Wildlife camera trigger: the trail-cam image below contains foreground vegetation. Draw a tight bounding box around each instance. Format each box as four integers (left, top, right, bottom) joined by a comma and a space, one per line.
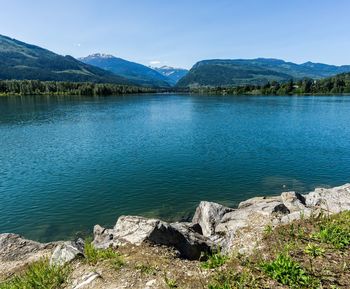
0, 260, 70, 289
1, 211, 349, 288
0, 80, 158, 96
208, 211, 350, 288
192, 73, 350, 95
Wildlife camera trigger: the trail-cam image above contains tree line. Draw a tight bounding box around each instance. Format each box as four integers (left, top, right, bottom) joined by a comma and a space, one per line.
191, 73, 350, 95
0, 80, 158, 96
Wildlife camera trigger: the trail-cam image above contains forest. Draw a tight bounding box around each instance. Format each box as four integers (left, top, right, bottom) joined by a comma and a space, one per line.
0, 80, 157, 96
191, 73, 350, 95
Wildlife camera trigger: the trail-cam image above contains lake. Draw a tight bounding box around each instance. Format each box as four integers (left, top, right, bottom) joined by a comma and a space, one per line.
1, 94, 350, 242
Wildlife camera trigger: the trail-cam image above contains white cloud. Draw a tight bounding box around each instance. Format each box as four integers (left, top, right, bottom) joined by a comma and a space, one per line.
149, 60, 161, 66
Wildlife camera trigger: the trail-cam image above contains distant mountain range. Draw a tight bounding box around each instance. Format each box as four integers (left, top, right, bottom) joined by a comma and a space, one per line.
0, 35, 131, 84
2, 34, 350, 89
153, 66, 189, 85
177, 58, 350, 87
79, 54, 172, 87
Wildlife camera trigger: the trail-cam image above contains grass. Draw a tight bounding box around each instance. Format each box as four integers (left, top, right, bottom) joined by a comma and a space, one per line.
261, 253, 315, 288
135, 263, 157, 275
84, 240, 124, 270
0, 259, 70, 289
206, 210, 350, 288
201, 250, 228, 269
164, 274, 178, 288
313, 217, 350, 249
208, 270, 258, 289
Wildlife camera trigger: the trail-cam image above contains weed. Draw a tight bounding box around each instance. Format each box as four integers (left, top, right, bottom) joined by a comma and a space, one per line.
263, 224, 273, 236
135, 263, 157, 275
313, 223, 350, 249
261, 253, 316, 288
0, 259, 70, 289
304, 243, 325, 258
201, 250, 228, 269
164, 274, 177, 288
208, 270, 257, 289
84, 240, 124, 269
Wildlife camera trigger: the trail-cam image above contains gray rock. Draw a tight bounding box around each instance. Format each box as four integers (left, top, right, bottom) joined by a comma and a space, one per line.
304, 184, 350, 213
192, 201, 233, 237
93, 216, 212, 260
281, 191, 306, 212
92, 224, 115, 249
0, 234, 57, 279
50, 238, 84, 266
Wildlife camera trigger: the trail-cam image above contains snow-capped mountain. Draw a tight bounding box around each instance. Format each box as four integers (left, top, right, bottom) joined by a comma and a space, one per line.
153, 66, 188, 85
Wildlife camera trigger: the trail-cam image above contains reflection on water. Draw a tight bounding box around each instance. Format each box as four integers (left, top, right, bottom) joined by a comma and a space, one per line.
1, 94, 350, 241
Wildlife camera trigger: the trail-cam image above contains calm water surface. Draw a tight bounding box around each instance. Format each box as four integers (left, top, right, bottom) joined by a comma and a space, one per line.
1, 94, 350, 241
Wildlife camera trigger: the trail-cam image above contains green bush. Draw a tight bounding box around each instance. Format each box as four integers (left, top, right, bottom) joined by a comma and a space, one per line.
0, 259, 70, 289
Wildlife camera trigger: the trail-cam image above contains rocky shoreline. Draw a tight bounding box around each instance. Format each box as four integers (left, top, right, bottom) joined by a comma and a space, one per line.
1, 183, 350, 286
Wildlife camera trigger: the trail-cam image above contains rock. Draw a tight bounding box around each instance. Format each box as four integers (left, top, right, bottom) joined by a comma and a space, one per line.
50, 238, 85, 266
304, 184, 350, 213
92, 225, 115, 249
280, 209, 312, 224
73, 272, 101, 289
281, 191, 306, 212
170, 222, 214, 258
0, 233, 47, 262
215, 197, 290, 253
192, 201, 234, 237
145, 279, 157, 289
0, 233, 56, 279
272, 203, 290, 215
93, 216, 213, 260
238, 196, 268, 209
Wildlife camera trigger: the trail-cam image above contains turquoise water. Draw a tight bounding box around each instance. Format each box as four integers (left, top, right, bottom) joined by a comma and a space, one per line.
1, 94, 350, 242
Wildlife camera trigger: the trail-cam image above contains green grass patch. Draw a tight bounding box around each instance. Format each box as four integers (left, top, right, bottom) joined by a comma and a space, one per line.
84, 240, 124, 270
208, 270, 258, 289
312, 211, 350, 250
0, 259, 70, 289
201, 250, 228, 269
261, 253, 317, 288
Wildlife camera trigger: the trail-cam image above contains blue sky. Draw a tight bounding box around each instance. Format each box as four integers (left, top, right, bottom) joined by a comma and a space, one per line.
1, 0, 349, 69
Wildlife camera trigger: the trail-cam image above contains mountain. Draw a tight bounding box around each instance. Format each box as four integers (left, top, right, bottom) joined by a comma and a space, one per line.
79, 54, 171, 87
153, 66, 188, 85
177, 58, 350, 87
0, 35, 132, 84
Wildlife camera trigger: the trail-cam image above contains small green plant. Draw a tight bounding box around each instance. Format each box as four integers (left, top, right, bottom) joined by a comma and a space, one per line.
164, 274, 177, 288
135, 263, 157, 275
0, 259, 70, 289
263, 224, 273, 236
201, 250, 228, 269
84, 240, 124, 269
304, 243, 325, 258
313, 223, 350, 249
261, 253, 314, 288
208, 270, 257, 289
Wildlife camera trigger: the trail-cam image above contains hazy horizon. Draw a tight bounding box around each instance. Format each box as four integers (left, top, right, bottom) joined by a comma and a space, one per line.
1, 0, 350, 69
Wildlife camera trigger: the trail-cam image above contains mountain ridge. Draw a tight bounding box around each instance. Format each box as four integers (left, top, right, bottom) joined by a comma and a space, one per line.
177, 58, 350, 87
0, 35, 132, 85
79, 54, 171, 87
